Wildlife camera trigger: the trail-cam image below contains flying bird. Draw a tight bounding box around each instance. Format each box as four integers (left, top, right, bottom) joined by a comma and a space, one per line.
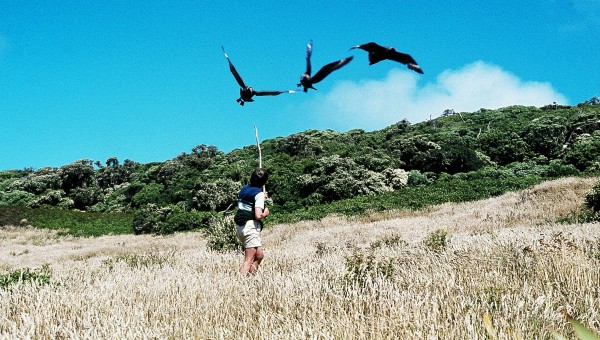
298, 40, 353, 92
221, 46, 297, 106
350, 42, 424, 74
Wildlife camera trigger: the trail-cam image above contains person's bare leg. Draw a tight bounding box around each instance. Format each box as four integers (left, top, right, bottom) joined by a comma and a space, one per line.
249, 247, 264, 274
240, 247, 257, 275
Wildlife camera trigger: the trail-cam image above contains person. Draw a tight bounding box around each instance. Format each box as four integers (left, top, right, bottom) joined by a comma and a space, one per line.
234, 168, 270, 275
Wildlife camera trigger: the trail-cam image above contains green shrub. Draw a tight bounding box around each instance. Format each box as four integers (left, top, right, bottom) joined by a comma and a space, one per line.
111, 249, 176, 269
0, 206, 132, 236
28, 189, 73, 209
585, 181, 600, 213
204, 214, 241, 253
0, 266, 51, 289
0, 190, 36, 206
192, 178, 239, 211
543, 159, 580, 177
369, 234, 407, 250
343, 248, 395, 286
423, 229, 449, 253
132, 203, 173, 234
160, 210, 213, 234
131, 183, 167, 208
407, 170, 432, 186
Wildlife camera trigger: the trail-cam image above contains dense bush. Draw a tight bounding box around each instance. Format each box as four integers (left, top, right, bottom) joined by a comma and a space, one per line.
160, 210, 214, 234
1, 103, 598, 235
585, 181, 600, 213
0, 206, 132, 236
192, 178, 239, 211
299, 155, 392, 203
563, 131, 600, 172
204, 214, 241, 252
0, 190, 36, 206
132, 204, 173, 234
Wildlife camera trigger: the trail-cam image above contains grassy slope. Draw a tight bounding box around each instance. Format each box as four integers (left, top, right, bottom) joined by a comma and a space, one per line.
1, 177, 599, 338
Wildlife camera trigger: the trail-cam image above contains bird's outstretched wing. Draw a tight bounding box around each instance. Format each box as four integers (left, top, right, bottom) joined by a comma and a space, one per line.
221, 46, 246, 88
350, 42, 386, 53
254, 90, 298, 97
311, 56, 354, 84
305, 40, 313, 76
387, 51, 424, 74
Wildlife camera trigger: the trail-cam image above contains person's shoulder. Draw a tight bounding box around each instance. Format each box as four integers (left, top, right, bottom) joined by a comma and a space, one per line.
240, 185, 261, 195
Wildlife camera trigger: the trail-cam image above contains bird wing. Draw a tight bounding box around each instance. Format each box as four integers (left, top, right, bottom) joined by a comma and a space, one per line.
221, 46, 246, 88
350, 42, 386, 53
387, 51, 424, 74
310, 56, 354, 84
387, 50, 418, 65
305, 40, 313, 76
254, 90, 298, 97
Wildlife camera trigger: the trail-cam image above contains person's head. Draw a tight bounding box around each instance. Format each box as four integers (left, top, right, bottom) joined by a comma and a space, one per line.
250, 168, 268, 188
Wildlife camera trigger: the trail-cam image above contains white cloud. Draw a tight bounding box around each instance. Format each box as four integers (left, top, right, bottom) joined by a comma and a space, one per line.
304, 61, 569, 131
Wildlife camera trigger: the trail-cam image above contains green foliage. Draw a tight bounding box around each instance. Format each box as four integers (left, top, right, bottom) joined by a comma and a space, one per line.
276, 132, 323, 157
478, 130, 529, 165
107, 249, 176, 269
132, 203, 173, 234
272, 175, 543, 224
132, 204, 215, 235
29, 189, 73, 209
369, 234, 407, 250
1, 104, 598, 236
59, 159, 96, 194
522, 116, 568, 158
0, 190, 36, 206
204, 214, 241, 252
412, 134, 493, 174
88, 183, 132, 213
299, 155, 392, 203
407, 170, 433, 186
423, 229, 449, 253
382, 168, 409, 189
343, 248, 396, 286
584, 181, 600, 213
563, 131, 600, 172
69, 186, 101, 210
160, 210, 214, 234
7, 167, 62, 194
0, 266, 51, 289
131, 183, 167, 208
192, 178, 239, 211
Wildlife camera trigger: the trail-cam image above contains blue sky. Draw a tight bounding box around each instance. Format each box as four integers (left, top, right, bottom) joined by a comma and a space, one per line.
1, 1, 599, 171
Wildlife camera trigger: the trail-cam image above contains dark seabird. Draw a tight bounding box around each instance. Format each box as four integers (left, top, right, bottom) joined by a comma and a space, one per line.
350, 42, 424, 74
222, 46, 297, 106
298, 40, 353, 92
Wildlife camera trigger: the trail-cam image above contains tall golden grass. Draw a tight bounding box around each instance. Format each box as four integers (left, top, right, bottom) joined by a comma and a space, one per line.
1, 177, 599, 339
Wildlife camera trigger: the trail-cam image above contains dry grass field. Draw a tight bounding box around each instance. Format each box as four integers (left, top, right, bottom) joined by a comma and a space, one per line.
1, 177, 599, 339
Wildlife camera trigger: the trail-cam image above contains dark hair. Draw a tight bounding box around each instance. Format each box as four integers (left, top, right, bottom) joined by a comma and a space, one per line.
250, 168, 268, 187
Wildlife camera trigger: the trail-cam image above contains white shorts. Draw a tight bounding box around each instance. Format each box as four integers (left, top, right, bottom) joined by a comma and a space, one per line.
236, 220, 262, 249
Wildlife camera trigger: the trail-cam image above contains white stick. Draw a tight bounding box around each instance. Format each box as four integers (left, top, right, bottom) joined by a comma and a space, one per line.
254, 125, 262, 168
253, 125, 266, 194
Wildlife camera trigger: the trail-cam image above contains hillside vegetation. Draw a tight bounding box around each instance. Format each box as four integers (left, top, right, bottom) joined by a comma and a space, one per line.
0, 177, 598, 338
1, 100, 600, 234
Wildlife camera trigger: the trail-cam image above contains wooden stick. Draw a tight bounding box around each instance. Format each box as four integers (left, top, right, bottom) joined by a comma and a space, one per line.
253, 125, 266, 194
254, 125, 262, 168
